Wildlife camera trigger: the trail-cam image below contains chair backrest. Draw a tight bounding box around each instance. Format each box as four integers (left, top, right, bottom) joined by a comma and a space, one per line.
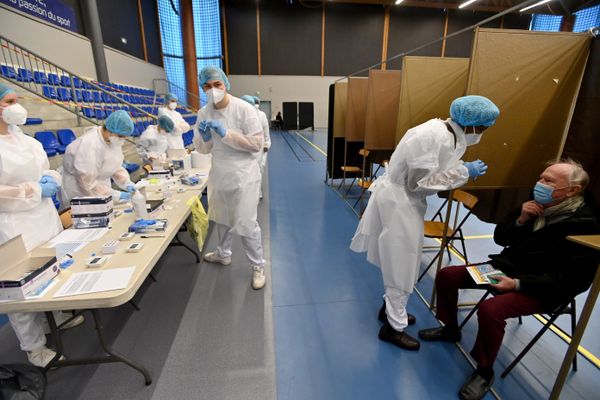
57, 129, 76, 146
453, 189, 479, 210
448, 189, 479, 233
34, 131, 59, 149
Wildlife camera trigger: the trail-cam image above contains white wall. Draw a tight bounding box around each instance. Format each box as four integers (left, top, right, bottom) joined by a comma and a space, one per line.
0, 5, 165, 88
228, 75, 342, 128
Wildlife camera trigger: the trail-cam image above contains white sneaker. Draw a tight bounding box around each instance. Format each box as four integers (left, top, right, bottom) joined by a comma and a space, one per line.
43, 313, 85, 335
203, 251, 232, 266
252, 266, 266, 290
27, 346, 65, 368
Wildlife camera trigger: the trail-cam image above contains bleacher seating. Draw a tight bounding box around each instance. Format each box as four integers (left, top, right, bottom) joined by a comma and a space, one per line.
34, 131, 65, 156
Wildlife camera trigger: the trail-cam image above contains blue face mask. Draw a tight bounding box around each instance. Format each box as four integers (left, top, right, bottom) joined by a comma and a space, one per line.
533, 182, 569, 205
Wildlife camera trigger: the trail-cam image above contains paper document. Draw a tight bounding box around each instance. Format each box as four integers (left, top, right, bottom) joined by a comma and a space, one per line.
48, 228, 109, 247
55, 242, 87, 258
467, 264, 507, 285
53, 267, 135, 298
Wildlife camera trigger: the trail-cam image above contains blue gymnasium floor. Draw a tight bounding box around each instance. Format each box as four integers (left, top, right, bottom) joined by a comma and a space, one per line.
269, 129, 600, 400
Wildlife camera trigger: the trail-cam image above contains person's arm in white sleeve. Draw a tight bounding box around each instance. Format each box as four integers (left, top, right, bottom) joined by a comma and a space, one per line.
401, 134, 469, 195
221, 130, 263, 153
71, 145, 112, 196
112, 167, 133, 190
261, 113, 271, 149
42, 169, 62, 186
0, 182, 43, 212
136, 132, 153, 163
193, 119, 213, 154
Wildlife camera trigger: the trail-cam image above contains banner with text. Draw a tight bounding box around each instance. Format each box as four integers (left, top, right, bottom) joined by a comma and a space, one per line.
1, 0, 78, 33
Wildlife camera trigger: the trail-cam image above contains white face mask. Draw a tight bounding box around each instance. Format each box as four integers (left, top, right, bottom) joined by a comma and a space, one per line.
464, 127, 482, 146
168, 102, 177, 110
2, 103, 28, 125
109, 136, 125, 147
255, 104, 260, 109
207, 88, 225, 105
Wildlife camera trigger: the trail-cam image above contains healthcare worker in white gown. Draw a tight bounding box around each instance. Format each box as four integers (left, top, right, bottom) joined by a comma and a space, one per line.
157, 93, 190, 150
350, 95, 500, 350
136, 115, 175, 165
193, 66, 266, 290
240, 95, 271, 199
0, 83, 83, 367
62, 110, 136, 205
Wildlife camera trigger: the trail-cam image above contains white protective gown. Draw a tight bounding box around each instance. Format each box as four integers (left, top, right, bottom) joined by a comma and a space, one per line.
136, 125, 169, 164
61, 126, 133, 204
193, 96, 263, 238
158, 106, 190, 150
0, 125, 63, 352
351, 119, 470, 294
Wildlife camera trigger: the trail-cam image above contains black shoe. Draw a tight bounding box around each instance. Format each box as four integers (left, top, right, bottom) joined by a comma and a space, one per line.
459, 371, 494, 400
378, 301, 416, 325
378, 322, 420, 351
418, 326, 462, 342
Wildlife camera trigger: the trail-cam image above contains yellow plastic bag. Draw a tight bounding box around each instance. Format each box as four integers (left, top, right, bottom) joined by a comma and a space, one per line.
186, 195, 209, 251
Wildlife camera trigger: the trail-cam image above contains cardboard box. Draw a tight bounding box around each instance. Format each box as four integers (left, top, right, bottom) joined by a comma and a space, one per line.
0, 236, 59, 301
72, 210, 115, 229
71, 195, 114, 215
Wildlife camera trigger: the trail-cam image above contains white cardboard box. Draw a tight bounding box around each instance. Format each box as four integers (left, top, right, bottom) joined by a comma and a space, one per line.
0, 236, 59, 301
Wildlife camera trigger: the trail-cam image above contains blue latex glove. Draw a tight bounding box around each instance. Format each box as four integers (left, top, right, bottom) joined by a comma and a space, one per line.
464, 159, 488, 178
39, 180, 59, 198
119, 191, 132, 201
40, 175, 58, 185
198, 120, 212, 142
206, 120, 226, 138
126, 183, 136, 193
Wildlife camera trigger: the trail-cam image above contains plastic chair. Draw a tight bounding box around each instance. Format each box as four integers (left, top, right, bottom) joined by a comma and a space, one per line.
72, 77, 83, 88
34, 131, 63, 156
82, 107, 95, 119
95, 109, 107, 119
17, 68, 33, 82
57, 129, 77, 146
72, 90, 83, 102
25, 118, 43, 125
33, 71, 48, 84
57, 87, 72, 101
93, 91, 102, 103
0, 65, 18, 79
418, 189, 479, 282
60, 75, 71, 87
42, 86, 57, 99
47, 73, 60, 85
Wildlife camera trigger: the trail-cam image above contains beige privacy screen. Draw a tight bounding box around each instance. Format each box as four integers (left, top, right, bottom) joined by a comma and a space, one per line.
364, 69, 402, 150
396, 56, 469, 144
463, 28, 591, 189
345, 77, 369, 142
333, 82, 348, 138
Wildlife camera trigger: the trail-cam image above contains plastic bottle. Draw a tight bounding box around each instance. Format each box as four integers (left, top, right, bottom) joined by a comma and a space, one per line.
132, 190, 148, 220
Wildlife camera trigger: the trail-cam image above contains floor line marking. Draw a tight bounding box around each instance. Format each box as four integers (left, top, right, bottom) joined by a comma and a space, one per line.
293, 130, 327, 156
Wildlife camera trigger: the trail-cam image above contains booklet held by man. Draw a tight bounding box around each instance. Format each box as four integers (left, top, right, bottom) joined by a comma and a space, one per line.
466, 264, 507, 285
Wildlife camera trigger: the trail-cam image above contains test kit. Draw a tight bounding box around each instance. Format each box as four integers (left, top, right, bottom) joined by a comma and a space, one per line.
85, 255, 111, 268
126, 243, 144, 253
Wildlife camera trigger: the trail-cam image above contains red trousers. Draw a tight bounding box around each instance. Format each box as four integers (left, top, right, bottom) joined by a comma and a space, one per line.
435, 266, 547, 368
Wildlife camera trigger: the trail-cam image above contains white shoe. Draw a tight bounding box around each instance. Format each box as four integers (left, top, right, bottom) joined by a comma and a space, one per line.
203, 251, 232, 266
43, 313, 85, 335
27, 346, 65, 368
252, 266, 266, 290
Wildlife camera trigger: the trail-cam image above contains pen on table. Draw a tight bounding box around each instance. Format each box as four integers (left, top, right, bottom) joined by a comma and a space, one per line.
141, 235, 166, 238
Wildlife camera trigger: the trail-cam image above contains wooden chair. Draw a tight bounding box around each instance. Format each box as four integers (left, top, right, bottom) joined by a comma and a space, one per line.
418, 190, 479, 282
338, 149, 371, 198
352, 160, 389, 216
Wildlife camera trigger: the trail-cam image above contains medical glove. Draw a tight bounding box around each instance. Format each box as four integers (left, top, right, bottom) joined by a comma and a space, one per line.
39, 180, 59, 198
198, 120, 212, 142
126, 183, 136, 193
119, 191, 132, 201
207, 120, 226, 138
464, 160, 488, 178
40, 175, 58, 185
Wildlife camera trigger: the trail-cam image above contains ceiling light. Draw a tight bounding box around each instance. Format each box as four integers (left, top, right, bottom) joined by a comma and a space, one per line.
458, 0, 479, 8
395, 0, 403, 5
519, 0, 552, 12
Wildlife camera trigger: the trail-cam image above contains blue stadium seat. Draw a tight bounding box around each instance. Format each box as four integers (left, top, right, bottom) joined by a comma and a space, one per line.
82, 81, 93, 90
82, 107, 95, 118
82, 90, 92, 102
60, 75, 71, 87
17, 68, 33, 82
57, 129, 77, 146
0, 65, 17, 79
34, 131, 63, 156
72, 90, 83, 102
72, 77, 83, 88
42, 86, 57, 99
95, 109, 107, 119
47, 73, 60, 85
25, 117, 43, 125
57, 87, 72, 101
33, 71, 47, 84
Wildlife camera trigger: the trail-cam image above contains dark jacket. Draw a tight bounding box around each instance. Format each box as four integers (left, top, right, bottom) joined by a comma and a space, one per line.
490, 193, 600, 305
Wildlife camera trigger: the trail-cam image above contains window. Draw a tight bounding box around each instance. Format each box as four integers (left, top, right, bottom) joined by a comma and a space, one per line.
157, 0, 187, 105
193, 0, 223, 106
530, 14, 563, 31
573, 4, 600, 33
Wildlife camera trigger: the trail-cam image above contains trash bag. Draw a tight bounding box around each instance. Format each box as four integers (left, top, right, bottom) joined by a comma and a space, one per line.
186, 195, 209, 251
0, 363, 46, 400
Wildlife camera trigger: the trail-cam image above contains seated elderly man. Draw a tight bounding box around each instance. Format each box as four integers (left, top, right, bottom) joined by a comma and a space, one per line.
418, 159, 600, 400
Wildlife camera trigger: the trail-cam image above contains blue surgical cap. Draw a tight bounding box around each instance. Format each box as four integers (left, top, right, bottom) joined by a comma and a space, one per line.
158, 115, 174, 133
0, 83, 15, 100
240, 95, 255, 105
450, 95, 499, 127
105, 110, 134, 136
165, 93, 178, 103
198, 66, 230, 91
252, 96, 260, 105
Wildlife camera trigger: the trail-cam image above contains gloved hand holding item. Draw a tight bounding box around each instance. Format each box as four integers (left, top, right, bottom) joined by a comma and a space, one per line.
126, 183, 136, 193
119, 191, 132, 201
39, 179, 59, 198
206, 120, 226, 138
464, 160, 488, 178
40, 175, 58, 186
198, 120, 212, 142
